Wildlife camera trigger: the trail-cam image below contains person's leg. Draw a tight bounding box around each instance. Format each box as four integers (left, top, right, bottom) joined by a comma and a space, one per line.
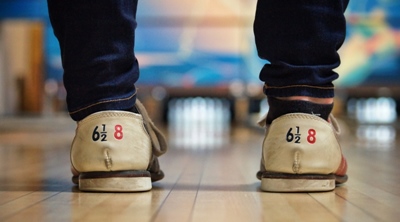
255, 0, 349, 100
48, 0, 139, 121
47, 0, 167, 192
254, 0, 349, 192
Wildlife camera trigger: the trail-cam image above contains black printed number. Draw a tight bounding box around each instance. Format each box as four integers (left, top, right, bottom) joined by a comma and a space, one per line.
286, 128, 294, 142
92, 125, 107, 142
92, 126, 100, 141
286, 127, 301, 143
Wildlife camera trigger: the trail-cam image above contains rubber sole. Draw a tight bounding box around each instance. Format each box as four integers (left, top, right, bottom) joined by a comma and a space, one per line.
260, 173, 346, 192
78, 170, 152, 192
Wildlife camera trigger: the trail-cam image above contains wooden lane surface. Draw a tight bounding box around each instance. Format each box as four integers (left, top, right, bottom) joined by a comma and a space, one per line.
0, 121, 400, 221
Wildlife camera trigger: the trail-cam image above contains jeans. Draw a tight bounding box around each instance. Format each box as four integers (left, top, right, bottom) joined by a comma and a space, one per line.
255, 0, 349, 98
47, 0, 349, 121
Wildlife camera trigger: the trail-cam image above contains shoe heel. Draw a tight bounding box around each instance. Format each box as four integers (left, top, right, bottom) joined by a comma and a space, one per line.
79, 171, 152, 192
260, 173, 335, 192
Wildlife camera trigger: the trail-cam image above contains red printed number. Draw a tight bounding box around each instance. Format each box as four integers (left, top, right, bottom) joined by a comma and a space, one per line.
114, 125, 124, 140
307, 129, 316, 144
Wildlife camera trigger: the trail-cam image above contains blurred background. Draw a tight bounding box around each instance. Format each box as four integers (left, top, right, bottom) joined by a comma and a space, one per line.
0, 0, 399, 148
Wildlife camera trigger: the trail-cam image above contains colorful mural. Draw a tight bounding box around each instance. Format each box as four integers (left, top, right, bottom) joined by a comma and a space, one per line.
1, 0, 399, 88
337, 0, 400, 87
136, 0, 400, 88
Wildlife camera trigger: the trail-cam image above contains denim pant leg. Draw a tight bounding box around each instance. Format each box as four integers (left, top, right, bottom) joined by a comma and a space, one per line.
47, 0, 139, 121
254, 0, 349, 98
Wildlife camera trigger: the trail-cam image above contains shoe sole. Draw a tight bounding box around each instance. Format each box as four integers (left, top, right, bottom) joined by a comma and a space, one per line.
261, 173, 346, 192
78, 170, 152, 192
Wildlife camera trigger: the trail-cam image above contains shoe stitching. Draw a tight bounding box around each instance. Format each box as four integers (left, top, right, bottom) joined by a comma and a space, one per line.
104, 149, 113, 170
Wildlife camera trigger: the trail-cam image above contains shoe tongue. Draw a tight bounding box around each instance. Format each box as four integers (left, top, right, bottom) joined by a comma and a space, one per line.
265, 97, 333, 124
134, 100, 168, 157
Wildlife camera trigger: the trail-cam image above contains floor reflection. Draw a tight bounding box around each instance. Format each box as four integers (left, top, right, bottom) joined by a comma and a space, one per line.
356, 125, 396, 149
0, 130, 73, 191
347, 97, 397, 124
167, 97, 231, 150
346, 97, 398, 149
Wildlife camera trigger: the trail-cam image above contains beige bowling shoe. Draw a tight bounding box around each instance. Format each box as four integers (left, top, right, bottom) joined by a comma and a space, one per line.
70, 100, 167, 192
257, 113, 348, 192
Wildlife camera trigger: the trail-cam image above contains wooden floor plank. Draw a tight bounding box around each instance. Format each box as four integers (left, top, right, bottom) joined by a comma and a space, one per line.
310, 190, 377, 222
4, 192, 75, 222
335, 180, 400, 221
280, 193, 340, 222
0, 191, 33, 205
153, 150, 206, 222
0, 191, 60, 221
167, 128, 260, 222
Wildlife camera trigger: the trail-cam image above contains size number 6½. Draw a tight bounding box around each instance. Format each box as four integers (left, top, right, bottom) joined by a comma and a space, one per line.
286, 127, 316, 144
